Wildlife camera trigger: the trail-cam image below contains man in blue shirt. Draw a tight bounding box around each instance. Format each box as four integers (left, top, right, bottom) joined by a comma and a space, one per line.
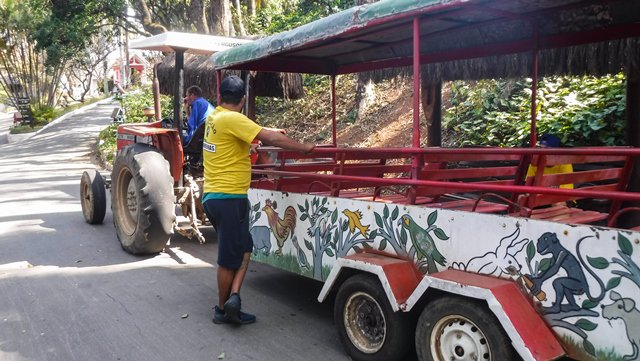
184, 85, 214, 145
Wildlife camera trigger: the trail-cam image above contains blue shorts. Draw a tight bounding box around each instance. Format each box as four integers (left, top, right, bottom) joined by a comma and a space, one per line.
203, 198, 254, 270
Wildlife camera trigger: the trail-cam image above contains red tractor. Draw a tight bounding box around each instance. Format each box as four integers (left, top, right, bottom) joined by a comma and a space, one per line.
80, 115, 207, 254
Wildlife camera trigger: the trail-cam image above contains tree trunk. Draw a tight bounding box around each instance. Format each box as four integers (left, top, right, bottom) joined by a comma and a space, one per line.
248, 0, 256, 17
232, 0, 247, 36
211, 0, 231, 36
133, 0, 167, 35
421, 80, 442, 147
353, 0, 377, 121
189, 0, 208, 34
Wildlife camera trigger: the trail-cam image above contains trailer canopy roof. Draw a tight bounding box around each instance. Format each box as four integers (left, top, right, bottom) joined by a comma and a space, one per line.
211, 0, 640, 77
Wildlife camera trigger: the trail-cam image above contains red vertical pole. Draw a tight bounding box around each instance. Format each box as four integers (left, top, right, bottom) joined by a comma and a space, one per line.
530, 29, 539, 148
332, 75, 337, 146
412, 16, 421, 178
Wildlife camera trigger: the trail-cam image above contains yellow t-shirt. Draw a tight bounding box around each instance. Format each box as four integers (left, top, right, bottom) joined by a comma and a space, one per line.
202, 106, 262, 196
526, 164, 574, 189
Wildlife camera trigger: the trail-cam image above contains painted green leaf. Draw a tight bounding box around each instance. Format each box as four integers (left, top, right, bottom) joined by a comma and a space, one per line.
331, 209, 338, 224
582, 299, 599, 309
300, 214, 308, 221
383, 205, 389, 218
362, 242, 373, 249
369, 230, 378, 239
427, 210, 437, 226
255, 212, 261, 221
434, 228, 449, 240
526, 241, 535, 261
313, 197, 318, 206
298, 204, 305, 213
587, 256, 609, 270
353, 246, 362, 253
539, 258, 553, 273
606, 276, 622, 291
342, 221, 349, 232
320, 207, 328, 213
333, 229, 339, 243
304, 239, 313, 250
618, 233, 633, 256
379, 238, 387, 251
375, 213, 383, 228
583, 339, 596, 356
252, 203, 260, 212
575, 319, 598, 331
391, 206, 399, 220
305, 199, 309, 211
321, 197, 327, 205
325, 248, 334, 257
400, 229, 407, 245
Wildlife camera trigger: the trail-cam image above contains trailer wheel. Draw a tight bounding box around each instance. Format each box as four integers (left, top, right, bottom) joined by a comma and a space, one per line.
334, 274, 411, 361
80, 169, 106, 224
111, 144, 175, 254
415, 296, 518, 361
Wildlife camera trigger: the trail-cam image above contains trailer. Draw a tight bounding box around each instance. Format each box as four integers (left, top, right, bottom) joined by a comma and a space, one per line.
209, 1, 640, 360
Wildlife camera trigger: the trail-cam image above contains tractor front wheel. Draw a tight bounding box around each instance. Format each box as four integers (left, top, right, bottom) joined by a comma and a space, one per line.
111, 144, 175, 254
80, 169, 106, 224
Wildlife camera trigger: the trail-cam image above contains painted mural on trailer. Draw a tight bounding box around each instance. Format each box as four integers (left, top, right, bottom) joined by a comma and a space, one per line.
247, 189, 640, 360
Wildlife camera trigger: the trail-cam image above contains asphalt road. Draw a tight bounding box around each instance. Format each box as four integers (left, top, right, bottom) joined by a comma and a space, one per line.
0, 101, 352, 361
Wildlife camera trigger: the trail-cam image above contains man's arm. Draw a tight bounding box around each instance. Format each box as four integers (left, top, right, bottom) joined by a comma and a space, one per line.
255, 128, 314, 154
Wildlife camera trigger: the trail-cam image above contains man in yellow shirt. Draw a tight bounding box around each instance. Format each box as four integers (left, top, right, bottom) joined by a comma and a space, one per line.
203, 75, 315, 325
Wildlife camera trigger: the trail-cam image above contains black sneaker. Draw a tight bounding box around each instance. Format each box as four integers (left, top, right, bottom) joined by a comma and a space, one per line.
212, 305, 256, 325
223, 293, 242, 324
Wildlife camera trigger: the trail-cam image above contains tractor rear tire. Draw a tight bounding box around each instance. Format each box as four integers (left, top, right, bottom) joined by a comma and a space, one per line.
80, 169, 106, 224
334, 273, 412, 361
111, 144, 175, 254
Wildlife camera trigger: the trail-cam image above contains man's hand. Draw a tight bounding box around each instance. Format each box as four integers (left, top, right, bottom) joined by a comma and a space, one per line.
303, 143, 315, 154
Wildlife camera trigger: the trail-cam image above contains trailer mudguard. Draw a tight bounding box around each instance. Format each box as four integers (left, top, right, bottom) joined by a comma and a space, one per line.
319, 253, 565, 361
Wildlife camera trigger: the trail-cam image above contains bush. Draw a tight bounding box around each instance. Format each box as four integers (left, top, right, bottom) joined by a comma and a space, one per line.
444, 73, 627, 147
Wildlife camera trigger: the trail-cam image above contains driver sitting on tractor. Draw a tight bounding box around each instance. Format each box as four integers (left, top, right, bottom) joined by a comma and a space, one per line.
183, 85, 214, 145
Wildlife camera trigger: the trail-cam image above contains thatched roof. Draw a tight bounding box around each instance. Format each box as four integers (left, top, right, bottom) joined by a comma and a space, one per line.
156, 53, 304, 99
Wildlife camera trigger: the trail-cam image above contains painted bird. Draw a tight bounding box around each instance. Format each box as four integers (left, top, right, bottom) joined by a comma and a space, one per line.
399, 214, 446, 273
291, 236, 310, 271
262, 200, 296, 256
342, 209, 369, 238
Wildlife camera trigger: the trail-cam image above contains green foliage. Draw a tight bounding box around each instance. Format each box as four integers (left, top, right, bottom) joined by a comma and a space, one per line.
97, 89, 174, 166
32, 0, 124, 67
120, 89, 174, 124
251, 0, 356, 34
30, 104, 59, 126
444, 73, 627, 147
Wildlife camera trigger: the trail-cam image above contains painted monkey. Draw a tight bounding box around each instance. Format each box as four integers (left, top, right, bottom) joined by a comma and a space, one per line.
529, 232, 604, 314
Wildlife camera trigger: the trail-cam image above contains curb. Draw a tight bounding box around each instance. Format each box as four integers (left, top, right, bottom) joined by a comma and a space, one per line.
3, 97, 115, 145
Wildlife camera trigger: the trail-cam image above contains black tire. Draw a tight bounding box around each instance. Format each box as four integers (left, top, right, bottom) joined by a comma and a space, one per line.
334, 273, 412, 361
111, 144, 175, 254
415, 296, 519, 361
80, 169, 107, 224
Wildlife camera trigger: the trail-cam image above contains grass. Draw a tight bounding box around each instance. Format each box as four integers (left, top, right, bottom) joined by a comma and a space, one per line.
9, 95, 108, 134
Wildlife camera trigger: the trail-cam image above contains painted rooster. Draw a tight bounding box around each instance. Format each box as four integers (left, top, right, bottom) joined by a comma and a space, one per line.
262, 199, 296, 256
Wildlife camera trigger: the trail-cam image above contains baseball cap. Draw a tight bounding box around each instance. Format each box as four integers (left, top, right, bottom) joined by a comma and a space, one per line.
220, 75, 245, 97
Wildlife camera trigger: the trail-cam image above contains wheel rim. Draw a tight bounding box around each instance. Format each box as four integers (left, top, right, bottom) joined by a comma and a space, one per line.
343, 291, 386, 354
81, 178, 92, 213
116, 167, 138, 236
430, 315, 491, 361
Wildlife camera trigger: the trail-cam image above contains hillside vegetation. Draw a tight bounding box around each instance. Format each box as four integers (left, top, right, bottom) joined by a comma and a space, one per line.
255, 72, 627, 148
